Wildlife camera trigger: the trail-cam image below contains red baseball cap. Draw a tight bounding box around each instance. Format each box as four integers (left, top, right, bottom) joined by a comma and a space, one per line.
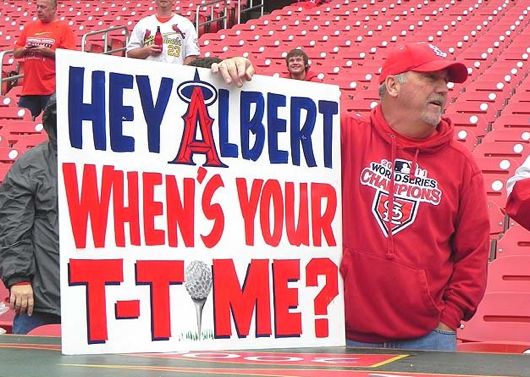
379, 42, 468, 84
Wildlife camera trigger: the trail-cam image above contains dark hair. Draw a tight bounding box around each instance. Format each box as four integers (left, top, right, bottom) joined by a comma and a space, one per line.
187, 56, 223, 68
42, 93, 57, 142
285, 48, 309, 68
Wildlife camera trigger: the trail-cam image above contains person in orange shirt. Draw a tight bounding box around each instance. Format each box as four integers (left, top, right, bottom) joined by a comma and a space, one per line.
14, 0, 76, 117
281, 48, 319, 82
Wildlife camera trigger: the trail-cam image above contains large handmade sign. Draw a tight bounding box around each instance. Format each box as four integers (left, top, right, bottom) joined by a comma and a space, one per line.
56, 49, 343, 354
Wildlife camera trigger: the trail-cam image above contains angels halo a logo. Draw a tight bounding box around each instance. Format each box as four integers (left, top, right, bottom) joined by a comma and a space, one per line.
169, 70, 227, 168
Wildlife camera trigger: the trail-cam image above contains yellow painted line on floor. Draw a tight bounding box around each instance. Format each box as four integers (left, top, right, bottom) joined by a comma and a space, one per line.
370, 354, 410, 368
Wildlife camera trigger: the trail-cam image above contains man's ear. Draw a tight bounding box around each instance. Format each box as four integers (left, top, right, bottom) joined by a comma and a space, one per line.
385, 76, 400, 97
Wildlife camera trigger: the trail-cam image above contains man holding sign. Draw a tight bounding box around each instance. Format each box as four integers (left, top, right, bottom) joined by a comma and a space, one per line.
339, 43, 489, 351
222, 43, 490, 351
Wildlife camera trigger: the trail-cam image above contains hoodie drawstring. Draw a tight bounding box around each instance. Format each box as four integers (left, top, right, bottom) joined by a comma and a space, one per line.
410, 148, 419, 180
386, 143, 420, 259
386, 135, 397, 260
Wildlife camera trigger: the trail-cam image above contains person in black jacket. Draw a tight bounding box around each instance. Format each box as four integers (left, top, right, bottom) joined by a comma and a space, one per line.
0, 94, 60, 334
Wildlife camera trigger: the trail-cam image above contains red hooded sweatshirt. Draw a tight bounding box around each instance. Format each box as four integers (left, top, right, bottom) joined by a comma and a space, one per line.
280, 68, 319, 82
340, 106, 489, 343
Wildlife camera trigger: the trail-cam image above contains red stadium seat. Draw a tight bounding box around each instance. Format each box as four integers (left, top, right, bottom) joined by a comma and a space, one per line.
491, 114, 530, 130
480, 175, 507, 208
0, 281, 14, 334
511, 91, 530, 103
456, 90, 509, 109
444, 112, 490, 137
0, 120, 42, 136
496, 225, 530, 258
342, 98, 378, 116
502, 102, 530, 116
474, 156, 517, 179
487, 201, 507, 241
27, 324, 61, 337
5, 84, 22, 100
10, 133, 48, 152
445, 101, 499, 124
453, 128, 478, 151
480, 72, 525, 90
464, 80, 516, 94
487, 255, 530, 292
457, 292, 530, 342
0, 147, 20, 163
0, 95, 17, 108
458, 341, 530, 354
0, 133, 9, 147
109, 37, 126, 57
472, 141, 528, 164
0, 107, 33, 121
482, 128, 530, 144
87, 41, 105, 54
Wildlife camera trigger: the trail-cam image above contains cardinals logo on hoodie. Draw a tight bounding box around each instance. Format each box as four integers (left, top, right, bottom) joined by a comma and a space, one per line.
360, 158, 442, 237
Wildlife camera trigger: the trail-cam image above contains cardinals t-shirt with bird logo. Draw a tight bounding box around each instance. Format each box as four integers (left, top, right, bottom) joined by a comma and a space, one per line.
127, 14, 199, 64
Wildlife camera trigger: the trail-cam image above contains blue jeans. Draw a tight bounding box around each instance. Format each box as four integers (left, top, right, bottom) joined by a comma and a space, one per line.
13, 312, 61, 335
18, 95, 51, 118
347, 328, 457, 351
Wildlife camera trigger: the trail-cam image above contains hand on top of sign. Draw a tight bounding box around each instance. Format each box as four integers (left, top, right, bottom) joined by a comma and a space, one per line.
211, 57, 255, 88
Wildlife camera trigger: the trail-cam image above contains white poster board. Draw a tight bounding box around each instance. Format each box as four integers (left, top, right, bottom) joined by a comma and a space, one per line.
57, 49, 344, 355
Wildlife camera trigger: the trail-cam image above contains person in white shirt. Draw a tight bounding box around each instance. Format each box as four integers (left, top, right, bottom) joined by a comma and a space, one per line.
127, 0, 199, 65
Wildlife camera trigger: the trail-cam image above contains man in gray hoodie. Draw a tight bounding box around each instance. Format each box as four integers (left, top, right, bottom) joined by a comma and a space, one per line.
0, 94, 60, 334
